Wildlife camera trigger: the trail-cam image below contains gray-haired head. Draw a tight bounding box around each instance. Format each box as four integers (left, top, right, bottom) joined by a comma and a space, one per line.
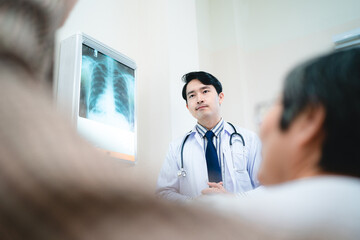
280, 47, 360, 177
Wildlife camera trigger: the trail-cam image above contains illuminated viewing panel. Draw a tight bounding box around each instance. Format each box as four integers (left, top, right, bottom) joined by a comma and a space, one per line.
57, 33, 137, 162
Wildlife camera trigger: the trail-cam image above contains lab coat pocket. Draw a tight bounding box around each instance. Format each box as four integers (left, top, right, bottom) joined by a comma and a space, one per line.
234, 170, 252, 191
234, 170, 251, 181
231, 151, 247, 172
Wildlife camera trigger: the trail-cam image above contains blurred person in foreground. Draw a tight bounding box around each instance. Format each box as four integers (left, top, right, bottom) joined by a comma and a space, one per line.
199, 47, 360, 239
0, 0, 270, 239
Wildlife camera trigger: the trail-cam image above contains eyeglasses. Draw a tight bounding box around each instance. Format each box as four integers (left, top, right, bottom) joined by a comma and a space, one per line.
254, 98, 278, 126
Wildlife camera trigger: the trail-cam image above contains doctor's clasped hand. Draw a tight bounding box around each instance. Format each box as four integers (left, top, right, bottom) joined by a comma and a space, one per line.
201, 182, 229, 195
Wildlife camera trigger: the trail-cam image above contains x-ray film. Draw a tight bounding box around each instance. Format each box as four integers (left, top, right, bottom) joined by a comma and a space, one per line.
78, 44, 135, 161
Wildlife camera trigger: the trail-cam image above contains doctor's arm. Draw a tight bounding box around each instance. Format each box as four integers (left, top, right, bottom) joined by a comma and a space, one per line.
227, 135, 264, 198
155, 143, 192, 203
247, 133, 262, 189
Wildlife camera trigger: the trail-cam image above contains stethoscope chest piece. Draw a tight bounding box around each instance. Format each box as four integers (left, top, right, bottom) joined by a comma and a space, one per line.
178, 169, 186, 177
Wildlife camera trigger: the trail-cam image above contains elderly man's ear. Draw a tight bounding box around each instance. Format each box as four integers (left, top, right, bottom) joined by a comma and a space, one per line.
293, 104, 326, 148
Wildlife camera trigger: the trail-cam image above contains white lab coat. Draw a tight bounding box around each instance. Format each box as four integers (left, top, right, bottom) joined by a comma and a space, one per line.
156, 122, 262, 202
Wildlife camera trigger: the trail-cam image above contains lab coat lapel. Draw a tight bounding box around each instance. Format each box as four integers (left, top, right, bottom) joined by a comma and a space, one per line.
186, 127, 208, 193
223, 143, 237, 188
192, 126, 205, 149
222, 123, 237, 190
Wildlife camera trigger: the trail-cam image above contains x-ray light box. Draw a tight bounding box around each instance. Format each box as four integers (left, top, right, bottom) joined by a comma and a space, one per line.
56, 33, 137, 163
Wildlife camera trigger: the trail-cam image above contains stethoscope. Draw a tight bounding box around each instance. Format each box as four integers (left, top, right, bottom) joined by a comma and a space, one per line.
178, 122, 245, 177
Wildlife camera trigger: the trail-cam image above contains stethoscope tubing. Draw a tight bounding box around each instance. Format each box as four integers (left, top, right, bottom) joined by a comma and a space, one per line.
179, 122, 245, 177
227, 122, 245, 147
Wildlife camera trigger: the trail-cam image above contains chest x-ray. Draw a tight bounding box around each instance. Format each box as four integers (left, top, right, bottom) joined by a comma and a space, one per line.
79, 44, 135, 132
57, 33, 136, 162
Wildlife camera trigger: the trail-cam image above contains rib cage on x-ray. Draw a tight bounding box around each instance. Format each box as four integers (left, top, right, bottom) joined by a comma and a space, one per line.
80, 47, 135, 132
113, 66, 133, 122
88, 61, 106, 114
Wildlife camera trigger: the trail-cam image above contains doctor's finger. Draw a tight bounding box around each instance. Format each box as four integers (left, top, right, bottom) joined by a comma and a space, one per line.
207, 182, 220, 188
201, 187, 221, 195
207, 182, 223, 189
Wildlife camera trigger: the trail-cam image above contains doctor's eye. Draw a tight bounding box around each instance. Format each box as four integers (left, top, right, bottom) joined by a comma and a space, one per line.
188, 94, 194, 99
203, 90, 209, 94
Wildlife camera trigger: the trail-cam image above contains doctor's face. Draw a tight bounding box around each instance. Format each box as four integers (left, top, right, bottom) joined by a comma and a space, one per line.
185, 79, 224, 123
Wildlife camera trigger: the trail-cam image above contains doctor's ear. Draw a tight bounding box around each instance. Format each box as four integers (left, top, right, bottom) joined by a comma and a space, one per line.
219, 92, 224, 105
186, 104, 189, 109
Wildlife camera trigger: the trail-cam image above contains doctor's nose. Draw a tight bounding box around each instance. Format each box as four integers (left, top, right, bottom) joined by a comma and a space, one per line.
196, 94, 205, 104
197, 97, 204, 104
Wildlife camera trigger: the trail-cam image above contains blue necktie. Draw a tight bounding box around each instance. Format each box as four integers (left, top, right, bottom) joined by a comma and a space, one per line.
205, 131, 222, 182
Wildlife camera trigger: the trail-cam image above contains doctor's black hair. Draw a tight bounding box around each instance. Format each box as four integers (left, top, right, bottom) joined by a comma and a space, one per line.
181, 71, 222, 102
280, 47, 360, 177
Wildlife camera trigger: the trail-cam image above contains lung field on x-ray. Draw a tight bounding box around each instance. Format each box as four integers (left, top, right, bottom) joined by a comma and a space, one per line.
79, 44, 135, 132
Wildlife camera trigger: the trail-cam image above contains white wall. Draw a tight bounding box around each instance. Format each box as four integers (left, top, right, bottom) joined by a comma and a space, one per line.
196, 0, 360, 131
56, 0, 360, 190
55, 0, 200, 189
196, 0, 249, 128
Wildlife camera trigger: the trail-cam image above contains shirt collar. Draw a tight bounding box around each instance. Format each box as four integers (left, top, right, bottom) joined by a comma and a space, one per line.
196, 118, 224, 138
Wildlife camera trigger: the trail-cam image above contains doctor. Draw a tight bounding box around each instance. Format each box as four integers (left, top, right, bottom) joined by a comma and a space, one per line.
156, 71, 262, 202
